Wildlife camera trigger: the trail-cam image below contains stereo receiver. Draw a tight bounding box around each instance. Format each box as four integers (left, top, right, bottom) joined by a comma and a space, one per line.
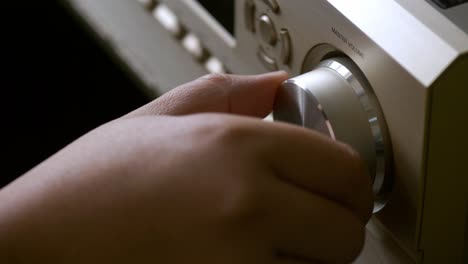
63, 0, 468, 263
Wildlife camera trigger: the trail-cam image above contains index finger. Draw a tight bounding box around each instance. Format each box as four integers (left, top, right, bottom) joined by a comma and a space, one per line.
124, 71, 289, 118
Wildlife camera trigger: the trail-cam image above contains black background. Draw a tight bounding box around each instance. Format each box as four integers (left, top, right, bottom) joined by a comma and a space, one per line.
1, 1, 150, 187
198, 0, 235, 35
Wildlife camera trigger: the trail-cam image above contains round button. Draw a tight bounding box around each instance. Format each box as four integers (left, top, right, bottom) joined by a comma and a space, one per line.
258, 14, 277, 46
279, 29, 292, 65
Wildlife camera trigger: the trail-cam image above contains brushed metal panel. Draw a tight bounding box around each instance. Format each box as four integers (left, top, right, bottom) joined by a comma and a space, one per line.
66, 0, 208, 94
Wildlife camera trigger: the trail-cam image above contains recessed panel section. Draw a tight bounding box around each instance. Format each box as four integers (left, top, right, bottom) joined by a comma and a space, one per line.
431, 0, 468, 9
196, 0, 235, 36
426, 0, 468, 34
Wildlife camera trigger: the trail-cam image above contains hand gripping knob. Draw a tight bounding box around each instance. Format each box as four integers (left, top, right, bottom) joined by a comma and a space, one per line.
273, 57, 393, 212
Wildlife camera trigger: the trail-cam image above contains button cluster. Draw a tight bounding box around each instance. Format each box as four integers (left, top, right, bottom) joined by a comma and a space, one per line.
137, 0, 228, 74
244, 0, 292, 71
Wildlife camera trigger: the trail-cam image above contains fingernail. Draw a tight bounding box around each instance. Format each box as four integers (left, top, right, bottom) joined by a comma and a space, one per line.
261, 70, 288, 76
254, 71, 289, 81
230, 71, 289, 82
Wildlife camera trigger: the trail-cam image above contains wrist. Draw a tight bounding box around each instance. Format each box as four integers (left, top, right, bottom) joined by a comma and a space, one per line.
0, 172, 58, 264
0, 186, 22, 264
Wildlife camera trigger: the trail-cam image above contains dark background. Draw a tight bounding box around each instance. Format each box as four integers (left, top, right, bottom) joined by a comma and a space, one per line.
198, 0, 235, 35
1, 1, 150, 187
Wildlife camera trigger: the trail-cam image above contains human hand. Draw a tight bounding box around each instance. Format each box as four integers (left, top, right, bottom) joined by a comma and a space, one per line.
0, 72, 373, 264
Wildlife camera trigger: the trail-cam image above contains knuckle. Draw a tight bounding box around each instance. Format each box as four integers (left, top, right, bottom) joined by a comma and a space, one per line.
187, 115, 260, 155
220, 177, 264, 226
189, 115, 227, 136
183, 115, 266, 225
219, 123, 252, 145
199, 73, 232, 89
209, 118, 256, 147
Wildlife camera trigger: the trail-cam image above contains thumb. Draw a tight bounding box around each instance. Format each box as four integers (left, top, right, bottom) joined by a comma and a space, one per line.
124, 71, 288, 118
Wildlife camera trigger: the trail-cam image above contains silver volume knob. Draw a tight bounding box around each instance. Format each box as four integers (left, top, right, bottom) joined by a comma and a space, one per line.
273, 57, 393, 212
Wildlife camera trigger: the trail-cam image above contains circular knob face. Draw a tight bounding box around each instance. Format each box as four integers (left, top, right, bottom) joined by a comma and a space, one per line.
273, 57, 393, 212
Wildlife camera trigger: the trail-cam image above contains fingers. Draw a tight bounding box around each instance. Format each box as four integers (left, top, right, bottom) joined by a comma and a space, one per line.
183, 113, 373, 223
124, 71, 288, 118
259, 121, 373, 223
267, 178, 366, 264
217, 116, 372, 224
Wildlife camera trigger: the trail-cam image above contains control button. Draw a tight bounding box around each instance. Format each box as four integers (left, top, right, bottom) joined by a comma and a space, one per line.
262, 0, 280, 13
182, 33, 209, 62
205, 57, 226, 74
153, 4, 184, 38
279, 29, 292, 65
258, 14, 277, 46
257, 47, 278, 71
244, 0, 256, 32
